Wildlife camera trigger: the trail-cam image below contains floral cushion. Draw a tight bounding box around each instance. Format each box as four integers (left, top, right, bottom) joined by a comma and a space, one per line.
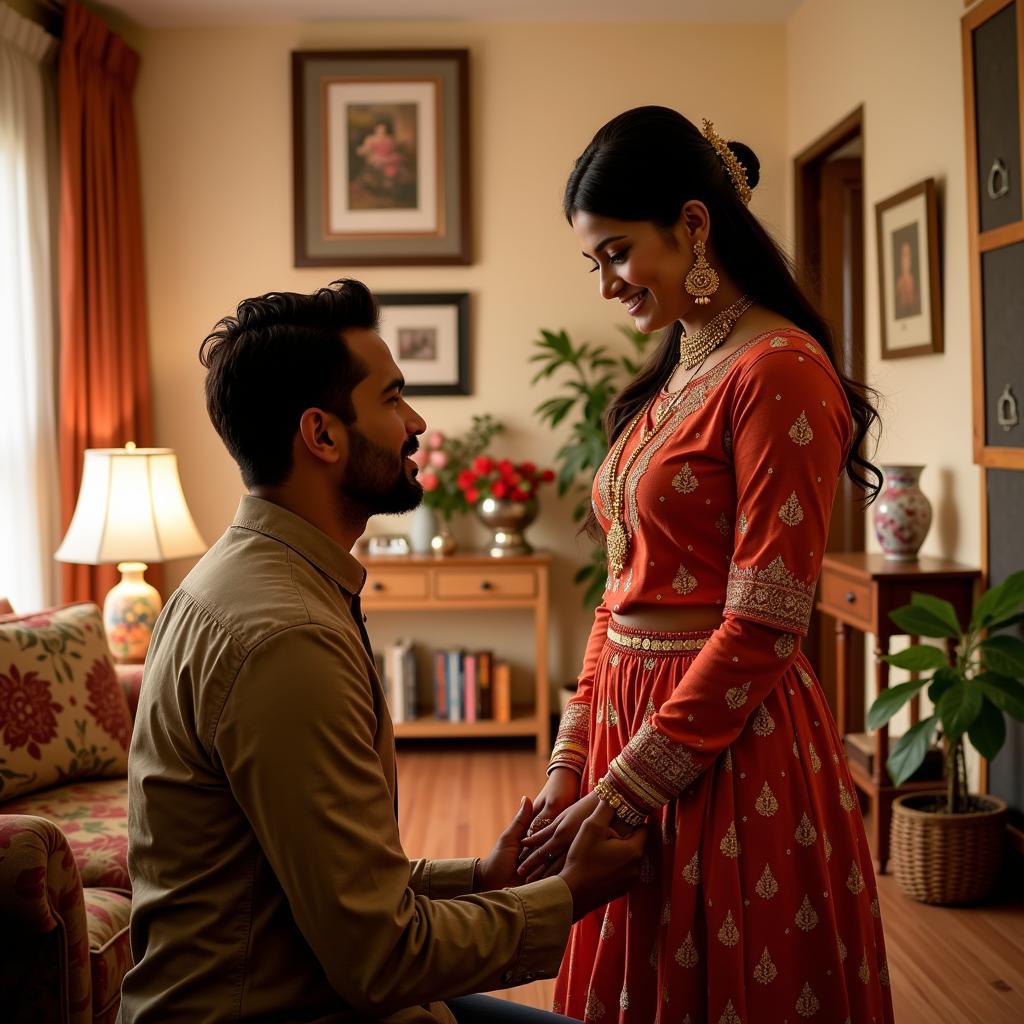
0, 604, 132, 801
3, 778, 129, 889
84, 887, 132, 1021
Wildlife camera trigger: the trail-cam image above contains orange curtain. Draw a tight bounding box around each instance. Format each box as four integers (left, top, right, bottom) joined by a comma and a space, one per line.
58, 0, 161, 603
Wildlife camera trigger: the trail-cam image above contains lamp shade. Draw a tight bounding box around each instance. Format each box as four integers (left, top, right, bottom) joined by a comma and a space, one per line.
55, 446, 206, 565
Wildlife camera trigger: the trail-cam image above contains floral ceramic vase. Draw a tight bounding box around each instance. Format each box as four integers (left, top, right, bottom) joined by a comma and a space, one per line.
872, 465, 932, 561
476, 497, 538, 557
104, 561, 161, 662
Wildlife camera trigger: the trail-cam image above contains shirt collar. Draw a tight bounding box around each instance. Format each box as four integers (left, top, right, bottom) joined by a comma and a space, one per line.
231, 494, 366, 596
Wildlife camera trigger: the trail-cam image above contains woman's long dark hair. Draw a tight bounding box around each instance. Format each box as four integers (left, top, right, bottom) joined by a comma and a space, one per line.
565, 107, 882, 540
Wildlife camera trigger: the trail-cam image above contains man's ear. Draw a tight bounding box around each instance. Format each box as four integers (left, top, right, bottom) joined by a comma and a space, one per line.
298, 408, 345, 466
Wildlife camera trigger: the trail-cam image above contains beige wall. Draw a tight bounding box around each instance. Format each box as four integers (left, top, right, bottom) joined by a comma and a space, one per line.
135, 18, 788, 690
786, 0, 979, 768
786, 0, 978, 565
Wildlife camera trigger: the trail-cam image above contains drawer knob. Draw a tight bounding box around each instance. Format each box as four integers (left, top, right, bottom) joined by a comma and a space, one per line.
372, 581, 384, 592
480, 580, 493, 591
845, 591, 857, 604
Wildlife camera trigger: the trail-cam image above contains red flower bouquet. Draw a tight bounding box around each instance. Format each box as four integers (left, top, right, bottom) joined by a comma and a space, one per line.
456, 458, 555, 507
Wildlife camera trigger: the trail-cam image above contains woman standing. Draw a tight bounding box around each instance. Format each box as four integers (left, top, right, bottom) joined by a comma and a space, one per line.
519, 107, 894, 1024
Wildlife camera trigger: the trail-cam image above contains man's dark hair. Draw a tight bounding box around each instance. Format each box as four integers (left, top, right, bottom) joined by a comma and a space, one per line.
200, 279, 379, 487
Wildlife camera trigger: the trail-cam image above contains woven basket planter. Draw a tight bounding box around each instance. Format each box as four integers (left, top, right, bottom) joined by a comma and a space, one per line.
891, 791, 1008, 905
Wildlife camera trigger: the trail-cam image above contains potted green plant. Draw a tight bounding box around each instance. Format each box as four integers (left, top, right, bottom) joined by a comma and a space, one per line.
867, 569, 1024, 904
530, 326, 654, 605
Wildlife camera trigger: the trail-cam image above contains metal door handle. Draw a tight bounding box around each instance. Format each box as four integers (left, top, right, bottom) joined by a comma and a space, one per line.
987, 157, 1010, 200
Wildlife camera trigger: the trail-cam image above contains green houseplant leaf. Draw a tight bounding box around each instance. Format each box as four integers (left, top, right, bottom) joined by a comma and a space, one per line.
881, 644, 948, 671
888, 603, 959, 639
973, 672, 1024, 721
866, 679, 928, 731
970, 568, 1024, 630
910, 592, 962, 635
980, 634, 1024, 677
936, 682, 984, 742
886, 716, 936, 786
966, 698, 1007, 762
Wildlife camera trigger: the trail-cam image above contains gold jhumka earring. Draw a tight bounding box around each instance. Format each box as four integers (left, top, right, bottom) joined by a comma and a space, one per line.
683, 239, 719, 305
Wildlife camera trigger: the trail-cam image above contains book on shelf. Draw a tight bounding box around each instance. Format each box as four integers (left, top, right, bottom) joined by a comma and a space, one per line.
381, 638, 416, 723
427, 649, 509, 723
492, 661, 511, 722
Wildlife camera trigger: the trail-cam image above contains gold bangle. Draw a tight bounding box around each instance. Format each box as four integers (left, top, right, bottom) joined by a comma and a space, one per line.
594, 777, 646, 827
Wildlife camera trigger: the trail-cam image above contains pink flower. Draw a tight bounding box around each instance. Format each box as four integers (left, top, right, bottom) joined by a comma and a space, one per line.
419, 471, 439, 492
428, 431, 445, 449
409, 448, 428, 468
429, 450, 449, 469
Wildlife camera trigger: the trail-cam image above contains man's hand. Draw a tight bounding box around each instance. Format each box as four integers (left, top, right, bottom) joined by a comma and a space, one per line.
474, 796, 535, 892
559, 803, 647, 921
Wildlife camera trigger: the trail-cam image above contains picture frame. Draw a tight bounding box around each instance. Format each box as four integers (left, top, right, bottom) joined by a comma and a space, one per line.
292, 49, 470, 266
875, 178, 943, 359
377, 292, 470, 396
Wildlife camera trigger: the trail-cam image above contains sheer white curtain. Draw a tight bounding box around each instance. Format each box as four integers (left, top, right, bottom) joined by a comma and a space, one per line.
0, 3, 59, 611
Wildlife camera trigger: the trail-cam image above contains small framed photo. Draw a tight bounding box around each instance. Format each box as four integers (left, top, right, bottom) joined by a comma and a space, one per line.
875, 178, 943, 359
292, 49, 470, 266
377, 293, 470, 396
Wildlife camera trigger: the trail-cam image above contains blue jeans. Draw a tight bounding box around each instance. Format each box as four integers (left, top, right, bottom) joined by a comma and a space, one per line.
447, 994, 577, 1022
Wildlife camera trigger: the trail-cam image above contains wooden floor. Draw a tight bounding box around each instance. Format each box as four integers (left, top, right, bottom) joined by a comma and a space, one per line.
397, 746, 1024, 1023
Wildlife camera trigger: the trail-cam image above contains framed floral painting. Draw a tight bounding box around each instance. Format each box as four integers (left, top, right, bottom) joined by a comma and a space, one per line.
292, 49, 470, 266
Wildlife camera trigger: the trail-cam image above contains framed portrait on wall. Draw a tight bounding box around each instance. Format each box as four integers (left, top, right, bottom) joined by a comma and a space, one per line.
292, 49, 470, 266
377, 293, 469, 395
875, 178, 942, 359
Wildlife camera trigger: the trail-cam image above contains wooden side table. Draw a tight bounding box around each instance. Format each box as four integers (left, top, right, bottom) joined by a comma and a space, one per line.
816, 552, 980, 873
360, 552, 551, 753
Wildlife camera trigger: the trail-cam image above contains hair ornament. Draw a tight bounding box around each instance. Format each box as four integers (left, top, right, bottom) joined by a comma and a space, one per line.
701, 119, 752, 206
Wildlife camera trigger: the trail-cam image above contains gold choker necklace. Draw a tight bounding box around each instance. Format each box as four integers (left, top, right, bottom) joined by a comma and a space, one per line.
679, 295, 753, 370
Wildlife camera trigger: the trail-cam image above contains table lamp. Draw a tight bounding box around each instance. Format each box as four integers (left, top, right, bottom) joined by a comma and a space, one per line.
55, 443, 206, 662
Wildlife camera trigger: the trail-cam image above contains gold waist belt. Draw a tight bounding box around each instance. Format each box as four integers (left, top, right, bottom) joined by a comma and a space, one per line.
606, 627, 711, 653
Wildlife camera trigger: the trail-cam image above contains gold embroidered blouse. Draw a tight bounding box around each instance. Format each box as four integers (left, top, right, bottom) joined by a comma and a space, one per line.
549, 330, 853, 817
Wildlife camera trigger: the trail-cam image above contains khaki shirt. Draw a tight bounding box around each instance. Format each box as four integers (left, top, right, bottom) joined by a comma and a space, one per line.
120, 496, 571, 1023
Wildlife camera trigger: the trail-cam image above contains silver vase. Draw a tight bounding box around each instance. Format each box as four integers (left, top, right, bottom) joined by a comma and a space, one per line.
430, 521, 458, 557
476, 497, 538, 557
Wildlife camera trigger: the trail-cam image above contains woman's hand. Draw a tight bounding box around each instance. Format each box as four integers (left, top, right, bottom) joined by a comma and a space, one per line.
524, 767, 581, 844
518, 789, 604, 882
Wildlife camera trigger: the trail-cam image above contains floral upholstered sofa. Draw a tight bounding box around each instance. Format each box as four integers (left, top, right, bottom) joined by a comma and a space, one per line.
0, 601, 143, 1024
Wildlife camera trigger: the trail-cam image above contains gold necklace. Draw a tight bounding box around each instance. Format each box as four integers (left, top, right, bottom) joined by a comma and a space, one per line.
604, 299, 751, 577
680, 294, 753, 369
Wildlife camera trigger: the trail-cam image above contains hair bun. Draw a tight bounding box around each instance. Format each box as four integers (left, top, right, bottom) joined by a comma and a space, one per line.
727, 141, 760, 191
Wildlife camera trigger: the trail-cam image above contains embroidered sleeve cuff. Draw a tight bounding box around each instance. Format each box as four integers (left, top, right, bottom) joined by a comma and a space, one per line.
547, 701, 590, 776
724, 555, 815, 636
604, 718, 702, 815
498, 876, 573, 988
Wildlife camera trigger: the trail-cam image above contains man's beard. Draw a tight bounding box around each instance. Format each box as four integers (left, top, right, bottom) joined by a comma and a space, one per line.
340, 426, 422, 516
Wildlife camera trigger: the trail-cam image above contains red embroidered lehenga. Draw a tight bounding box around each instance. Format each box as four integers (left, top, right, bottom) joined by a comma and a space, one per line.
548, 329, 894, 1024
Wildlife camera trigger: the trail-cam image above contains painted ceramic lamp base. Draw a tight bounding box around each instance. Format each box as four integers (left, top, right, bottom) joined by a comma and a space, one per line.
103, 561, 161, 662
872, 465, 932, 561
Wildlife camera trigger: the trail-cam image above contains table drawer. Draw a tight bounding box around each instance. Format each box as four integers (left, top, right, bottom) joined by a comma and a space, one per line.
818, 572, 872, 624
364, 569, 429, 600
434, 569, 537, 600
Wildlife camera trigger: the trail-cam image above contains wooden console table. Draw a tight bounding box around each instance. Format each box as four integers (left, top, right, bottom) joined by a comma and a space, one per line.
360, 552, 551, 752
816, 552, 980, 873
